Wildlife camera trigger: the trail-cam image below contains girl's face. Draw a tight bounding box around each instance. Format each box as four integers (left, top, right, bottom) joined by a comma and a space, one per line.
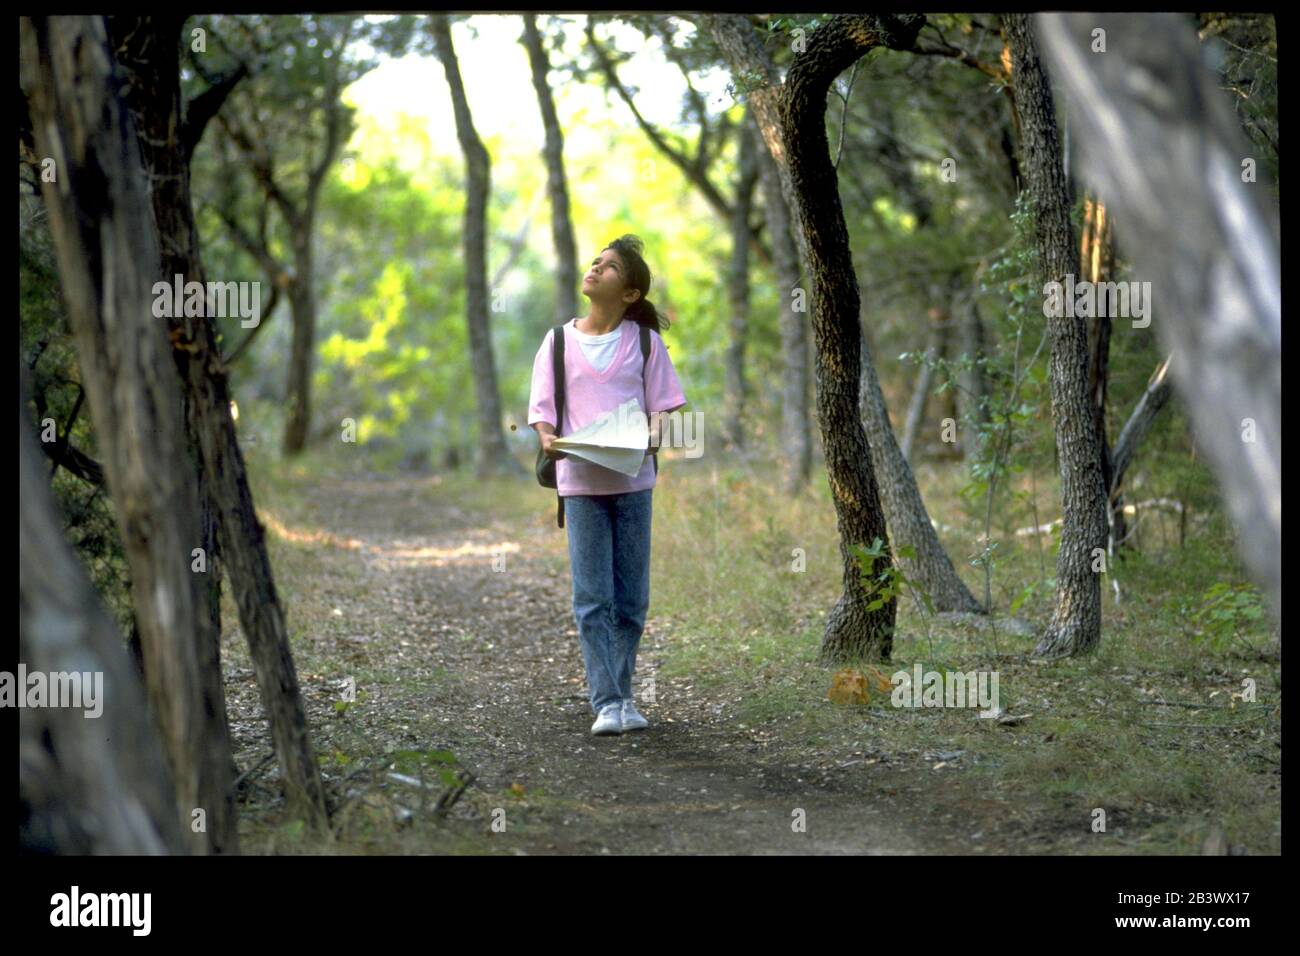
582, 249, 640, 308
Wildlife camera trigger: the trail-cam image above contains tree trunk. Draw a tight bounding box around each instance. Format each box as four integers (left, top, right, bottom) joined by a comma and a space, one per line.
1004, 13, 1109, 658
900, 297, 955, 465
20, 363, 187, 854
431, 15, 517, 478
20, 14, 237, 852
723, 110, 759, 452
1080, 192, 1124, 549
900, 343, 937, 464
105, 15, 330, 832
1036, 12, 1280, 620
857, 315, 985, 614
106, 14, 241, 839
710, 15, 935, 663
932, 299, 960, 458
522, 15, 580, 327
752, 110, 812, 494
283, 242, 317, 455
710, 13, 980, 619
1111, 356, 1173, 496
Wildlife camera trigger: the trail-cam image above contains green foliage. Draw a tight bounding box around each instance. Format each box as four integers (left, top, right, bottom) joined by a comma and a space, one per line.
850, 539, 934, 617
1188, 583, 1268, 654
390, 748, 463, 789
1010, 576, 1054, 614
333, 690, 368, 715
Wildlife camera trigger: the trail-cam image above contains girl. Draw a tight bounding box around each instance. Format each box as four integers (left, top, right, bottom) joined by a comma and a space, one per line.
527, 235, 688, 736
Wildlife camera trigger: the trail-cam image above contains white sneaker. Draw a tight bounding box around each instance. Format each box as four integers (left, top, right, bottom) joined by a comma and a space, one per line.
591, 702, 623, 736
621, 699, 649, 731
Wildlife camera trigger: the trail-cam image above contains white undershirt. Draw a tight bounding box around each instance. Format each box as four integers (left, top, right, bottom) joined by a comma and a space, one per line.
570, 317, 624, 373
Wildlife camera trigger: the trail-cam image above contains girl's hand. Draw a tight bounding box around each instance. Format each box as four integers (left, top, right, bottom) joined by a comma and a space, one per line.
541, 432, 566, 460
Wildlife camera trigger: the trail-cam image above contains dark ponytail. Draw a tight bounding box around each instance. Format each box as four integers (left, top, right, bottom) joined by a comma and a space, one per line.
605, 234, 671, 335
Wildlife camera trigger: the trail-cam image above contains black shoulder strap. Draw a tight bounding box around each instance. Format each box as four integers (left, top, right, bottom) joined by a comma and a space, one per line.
552, 324, 566, 527
639, 325, 658, 476
552, 323, 566, 429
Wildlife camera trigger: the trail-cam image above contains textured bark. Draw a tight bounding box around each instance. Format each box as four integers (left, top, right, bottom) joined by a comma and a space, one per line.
1036, 12, 1280, 620
857, 318, 985, 614
20, 14, 236, 851
20, 365, 186, 855
753, 109, 812, 493
723, 112, 759, 451
522, 15, 580, 327
431, 15, 517, 478
1004, 13, 1109, 658
105, 15, 329, 833
710, 14, 931, 662
106, 14, 239, 850
1111, 356, 1173, 494
1079, 192, 1125, 548
710, 13, 979, 618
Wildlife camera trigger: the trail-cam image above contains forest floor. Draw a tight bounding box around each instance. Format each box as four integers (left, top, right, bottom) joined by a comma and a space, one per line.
222, 450, 1281, 855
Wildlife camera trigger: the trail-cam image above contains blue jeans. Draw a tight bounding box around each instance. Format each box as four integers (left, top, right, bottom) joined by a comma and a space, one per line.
563, 489, 653, 715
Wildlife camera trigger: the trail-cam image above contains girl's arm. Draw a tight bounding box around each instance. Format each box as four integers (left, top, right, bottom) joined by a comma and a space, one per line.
647, 403, 687, 452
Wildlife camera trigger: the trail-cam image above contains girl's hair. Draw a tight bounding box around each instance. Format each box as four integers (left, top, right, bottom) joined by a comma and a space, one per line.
604, 234, 671, 335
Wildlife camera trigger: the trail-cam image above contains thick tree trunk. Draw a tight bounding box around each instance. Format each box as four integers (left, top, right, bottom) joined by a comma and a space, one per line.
1004, 13, 1109, 659
712, 15, 930, 662
20, 14, 236, 852
753, 110, 812, 494
106, 15, 330, 832
20, 364, 187, 854
106, 14, 240, 845
857, 317, 985, 614
1036, 12, 1280, 620
431, 15, 517, 478
522, 15, 580, 327
710, 13, 980, 621
723, 112, 759, 452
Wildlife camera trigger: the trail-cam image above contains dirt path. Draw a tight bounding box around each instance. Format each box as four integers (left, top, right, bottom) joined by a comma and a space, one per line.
231, 472, 967, 854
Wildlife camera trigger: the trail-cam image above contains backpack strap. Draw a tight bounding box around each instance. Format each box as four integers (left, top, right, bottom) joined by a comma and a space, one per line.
639, 324, 658, 476
552, 324, 566, 527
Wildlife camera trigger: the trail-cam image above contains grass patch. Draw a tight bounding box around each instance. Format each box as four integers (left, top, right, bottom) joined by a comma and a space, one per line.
648, 456, 1280, 854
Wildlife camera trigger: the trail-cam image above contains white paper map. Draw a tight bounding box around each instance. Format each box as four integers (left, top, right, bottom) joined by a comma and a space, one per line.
551, 398, 650, 476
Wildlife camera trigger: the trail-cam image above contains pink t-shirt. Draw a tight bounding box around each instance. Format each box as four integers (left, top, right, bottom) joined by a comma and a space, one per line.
528, 317, 687, 496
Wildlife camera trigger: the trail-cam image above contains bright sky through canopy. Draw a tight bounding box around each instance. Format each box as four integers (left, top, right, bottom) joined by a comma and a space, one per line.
346, 15, 735, 167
